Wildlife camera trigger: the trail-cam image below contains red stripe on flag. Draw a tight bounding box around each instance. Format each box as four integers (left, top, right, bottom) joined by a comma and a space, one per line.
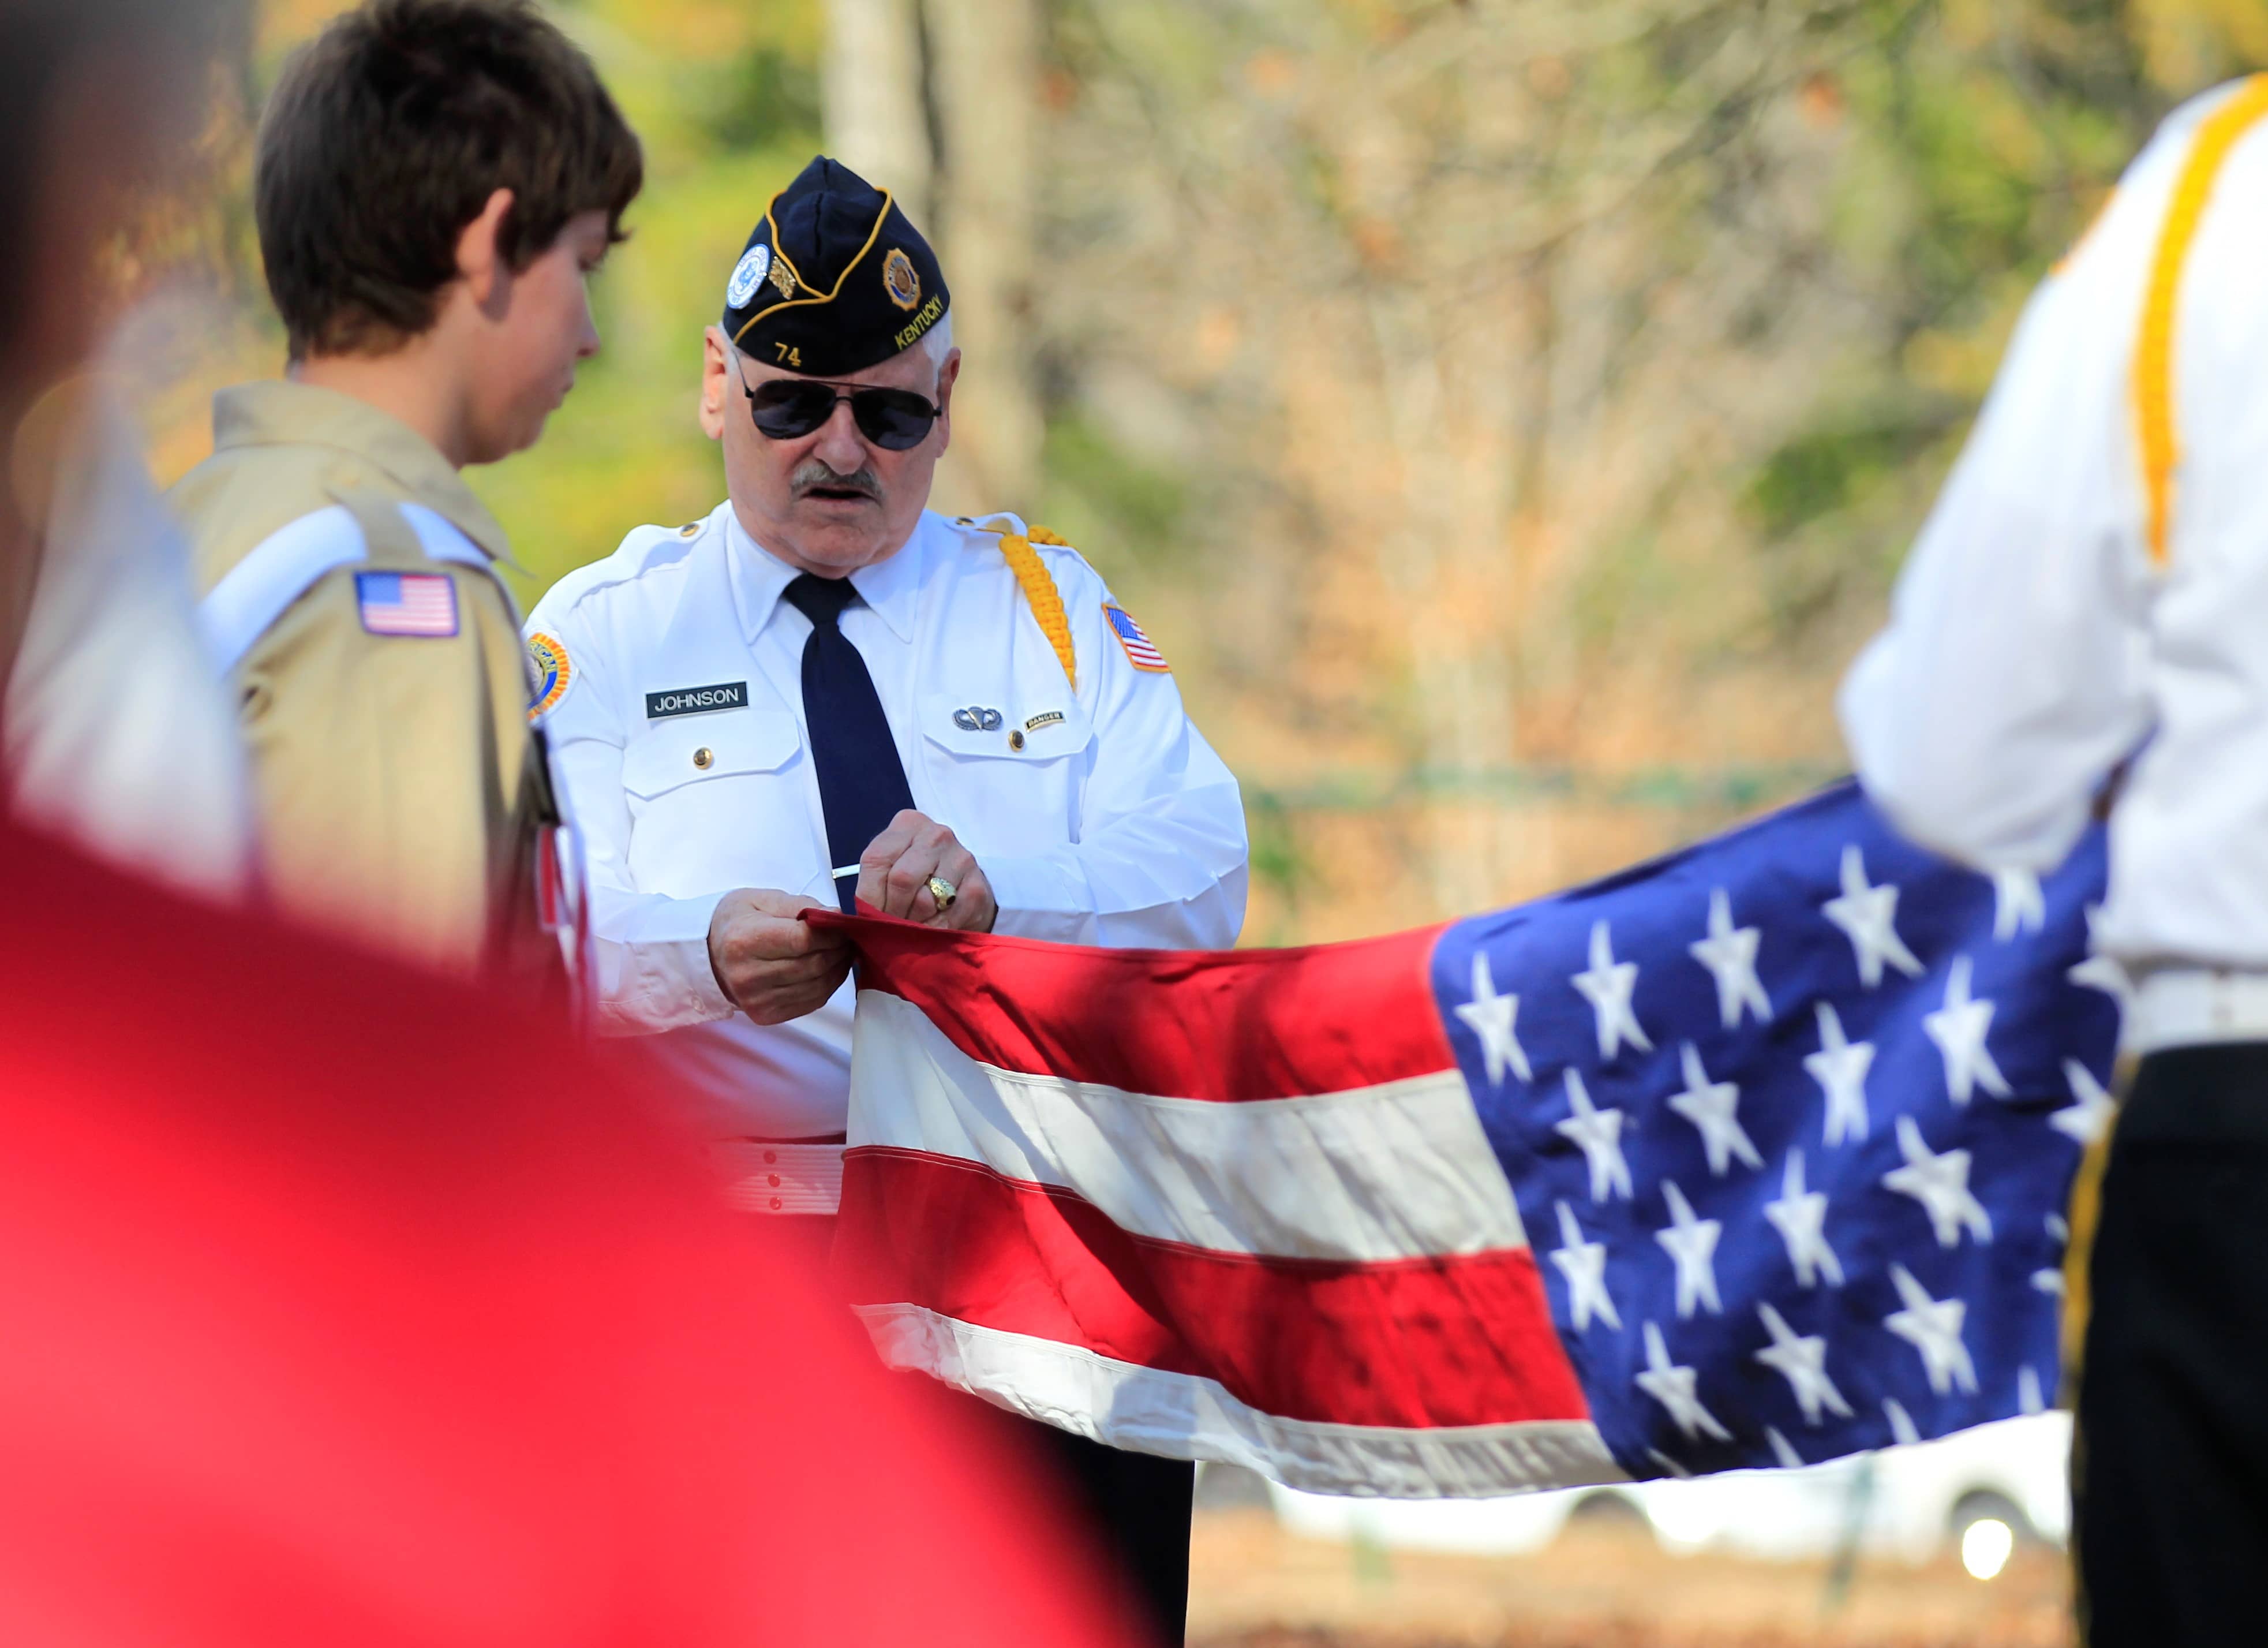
836, 1147, 1589, 1430
810, 911, 1457, 1101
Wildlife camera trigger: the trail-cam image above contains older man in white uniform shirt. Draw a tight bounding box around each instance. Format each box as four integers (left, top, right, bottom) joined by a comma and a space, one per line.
525, 156, 1245, 1646
1840, 80, 2268, 1646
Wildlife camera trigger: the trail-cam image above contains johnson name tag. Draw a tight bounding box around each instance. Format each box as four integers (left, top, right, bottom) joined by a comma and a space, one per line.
645, 681, 749, 719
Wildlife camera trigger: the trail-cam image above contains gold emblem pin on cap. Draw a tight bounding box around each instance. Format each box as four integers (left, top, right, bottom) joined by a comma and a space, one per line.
884, 246, 921, 310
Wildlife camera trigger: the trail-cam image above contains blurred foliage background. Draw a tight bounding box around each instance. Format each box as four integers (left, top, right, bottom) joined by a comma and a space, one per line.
145, 0, 2265, 946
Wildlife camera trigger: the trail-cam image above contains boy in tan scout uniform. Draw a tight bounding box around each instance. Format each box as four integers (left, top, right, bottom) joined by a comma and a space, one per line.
172, 0, 640, 988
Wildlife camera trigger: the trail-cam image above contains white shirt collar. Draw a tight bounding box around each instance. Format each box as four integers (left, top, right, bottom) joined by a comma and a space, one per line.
724, 505, 928, 645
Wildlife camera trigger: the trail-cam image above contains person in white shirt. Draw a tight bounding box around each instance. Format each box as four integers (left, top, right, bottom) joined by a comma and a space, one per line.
8, 376, 254, 902
1840, 77, 2268, 1645
525, 155, 1247, 1647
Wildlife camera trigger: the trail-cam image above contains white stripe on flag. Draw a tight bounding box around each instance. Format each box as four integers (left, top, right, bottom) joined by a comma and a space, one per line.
850, 989, 1528, 1262
858, 1303, 1623, 1498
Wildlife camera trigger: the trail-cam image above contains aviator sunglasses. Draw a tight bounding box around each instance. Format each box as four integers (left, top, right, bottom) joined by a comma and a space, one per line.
736, 357, 941, 451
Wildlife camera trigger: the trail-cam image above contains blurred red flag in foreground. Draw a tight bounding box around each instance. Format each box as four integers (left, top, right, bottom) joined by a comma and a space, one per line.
0, 819, 1124, 1647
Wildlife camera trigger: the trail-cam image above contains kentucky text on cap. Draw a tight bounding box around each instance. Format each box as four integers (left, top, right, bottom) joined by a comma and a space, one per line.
723, 156, 950, 379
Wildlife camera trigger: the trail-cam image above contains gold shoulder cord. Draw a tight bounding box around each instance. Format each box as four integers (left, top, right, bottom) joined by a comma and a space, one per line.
978, 520, 1079, 689
2055, 80, 2268, 1392
2135, 75, 2268, 569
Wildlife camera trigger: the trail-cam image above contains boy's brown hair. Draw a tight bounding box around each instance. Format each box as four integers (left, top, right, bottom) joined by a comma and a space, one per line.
255, 0, 642, 361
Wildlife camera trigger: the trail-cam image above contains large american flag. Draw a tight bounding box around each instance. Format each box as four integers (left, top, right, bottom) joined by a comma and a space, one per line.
819, 782, 2120, 1497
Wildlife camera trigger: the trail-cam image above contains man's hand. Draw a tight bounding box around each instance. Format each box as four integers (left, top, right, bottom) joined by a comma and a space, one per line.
855, 810, 998, 932
707, 888, 854, 1024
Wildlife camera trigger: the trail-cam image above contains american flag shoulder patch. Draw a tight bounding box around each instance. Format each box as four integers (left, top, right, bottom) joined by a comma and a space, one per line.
355, 570, 458, 638
1103, 601, 1169, 673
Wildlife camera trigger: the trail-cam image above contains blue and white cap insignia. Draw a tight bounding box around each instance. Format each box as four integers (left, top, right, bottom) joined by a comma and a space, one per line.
726, 244, 772, 310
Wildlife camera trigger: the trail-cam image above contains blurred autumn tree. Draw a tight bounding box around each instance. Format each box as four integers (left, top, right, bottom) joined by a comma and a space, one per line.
1005, 0, 2262, 938
151, 0, 2263, 943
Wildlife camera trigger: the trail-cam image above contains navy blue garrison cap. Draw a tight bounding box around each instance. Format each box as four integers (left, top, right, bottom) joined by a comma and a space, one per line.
721, 156, 949, 378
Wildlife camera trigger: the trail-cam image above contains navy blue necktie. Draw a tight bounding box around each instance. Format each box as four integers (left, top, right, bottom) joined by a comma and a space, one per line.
783, 573, 916, 913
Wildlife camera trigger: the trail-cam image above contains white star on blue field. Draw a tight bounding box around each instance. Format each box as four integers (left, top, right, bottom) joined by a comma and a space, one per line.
1429, 780, 2118, 1478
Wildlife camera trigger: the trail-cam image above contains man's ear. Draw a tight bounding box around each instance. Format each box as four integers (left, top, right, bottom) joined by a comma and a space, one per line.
698, 328, 730, 442
455, 188, 517, 315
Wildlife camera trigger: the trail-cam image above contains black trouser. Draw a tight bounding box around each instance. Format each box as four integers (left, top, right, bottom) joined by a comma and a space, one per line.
762, 1216, 1193, 1644
945, 1389, 1193, 1647
2078, 1042, 2268, 1645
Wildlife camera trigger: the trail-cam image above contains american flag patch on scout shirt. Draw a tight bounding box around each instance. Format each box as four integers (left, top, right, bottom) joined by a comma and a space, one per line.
355, 571, 459, 638
1103, 602, 1169, 672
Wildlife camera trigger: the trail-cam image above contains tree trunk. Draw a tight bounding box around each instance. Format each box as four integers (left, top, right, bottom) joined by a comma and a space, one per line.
822, 0, 1041, 518
821, 0, 934, 229
922, 0, 1041, 516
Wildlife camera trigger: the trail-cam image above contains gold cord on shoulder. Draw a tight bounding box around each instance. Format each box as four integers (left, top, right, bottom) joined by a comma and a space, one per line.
974, 518, 1077, 687
2135, 76, 2268, 569
1000, 530, 1078, 689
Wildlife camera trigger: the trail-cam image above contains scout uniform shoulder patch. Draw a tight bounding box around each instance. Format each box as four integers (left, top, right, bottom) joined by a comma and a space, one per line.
355, 570, 458, 638
527, 632, 572, 718
1104, 602, 1170, 673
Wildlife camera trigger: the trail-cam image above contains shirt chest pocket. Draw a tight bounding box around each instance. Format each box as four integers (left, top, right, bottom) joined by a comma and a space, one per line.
620, 709, 811, 896
916, 690, 1094, 853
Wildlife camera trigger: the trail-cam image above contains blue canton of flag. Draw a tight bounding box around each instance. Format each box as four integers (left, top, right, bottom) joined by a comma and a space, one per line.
1431, 780, 2119, 1480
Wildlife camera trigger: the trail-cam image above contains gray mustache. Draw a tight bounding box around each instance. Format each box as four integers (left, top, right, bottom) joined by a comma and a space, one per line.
791, 460, 882, 500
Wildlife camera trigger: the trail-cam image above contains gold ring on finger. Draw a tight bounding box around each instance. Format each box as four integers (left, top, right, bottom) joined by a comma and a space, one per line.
926, 875, 958, 914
